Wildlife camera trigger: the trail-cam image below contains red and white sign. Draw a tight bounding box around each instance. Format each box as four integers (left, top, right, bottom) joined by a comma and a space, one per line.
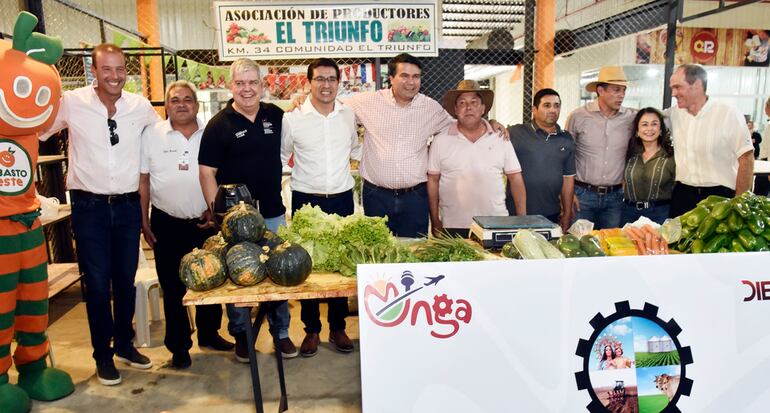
690, 31, 718, 63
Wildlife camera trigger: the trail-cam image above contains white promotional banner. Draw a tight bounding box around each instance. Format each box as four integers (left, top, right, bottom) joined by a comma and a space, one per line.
357, 253, 770, 412
213, 1, 438, 60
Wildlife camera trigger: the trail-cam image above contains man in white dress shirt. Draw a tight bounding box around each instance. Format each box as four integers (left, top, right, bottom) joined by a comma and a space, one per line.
42, 43, 159, 385
281, 58, 360, 357
667, 64, 754, 217
139, 81, 233, 370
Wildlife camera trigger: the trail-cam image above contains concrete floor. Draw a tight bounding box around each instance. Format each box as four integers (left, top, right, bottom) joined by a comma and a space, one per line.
10, 284, 363, 413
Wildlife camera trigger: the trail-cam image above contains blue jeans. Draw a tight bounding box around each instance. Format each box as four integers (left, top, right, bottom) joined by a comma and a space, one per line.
70, 191, 141, 362
620, 203, 670, 226
226, 214, 290, 339
574, 186, 623, 230
362, 182, 428, 238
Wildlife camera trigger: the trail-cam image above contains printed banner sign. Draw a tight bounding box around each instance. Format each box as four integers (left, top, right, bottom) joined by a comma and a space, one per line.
358, 253, 770, 412
213, 1, 438, 60
637, 27, 770, 67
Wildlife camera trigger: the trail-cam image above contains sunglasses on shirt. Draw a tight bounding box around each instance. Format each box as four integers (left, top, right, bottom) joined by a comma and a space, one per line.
107, 118, 119, 146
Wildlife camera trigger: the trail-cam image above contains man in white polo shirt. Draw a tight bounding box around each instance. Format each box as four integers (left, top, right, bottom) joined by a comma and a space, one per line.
427, 80, 527, 237
667, 64, 754, 218
41, 43, 159, 385
281, 58, 360, 357
139, 81, 233, 370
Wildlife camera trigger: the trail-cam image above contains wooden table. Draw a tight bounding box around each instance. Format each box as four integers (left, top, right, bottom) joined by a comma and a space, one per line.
183, 272, 357, 413
47, 262, 82, 299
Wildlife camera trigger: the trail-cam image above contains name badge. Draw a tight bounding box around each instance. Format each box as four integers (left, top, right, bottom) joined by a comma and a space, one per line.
178, 151, 190, 171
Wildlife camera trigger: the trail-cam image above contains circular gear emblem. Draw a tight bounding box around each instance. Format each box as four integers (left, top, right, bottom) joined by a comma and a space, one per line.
575, 301, 693, 413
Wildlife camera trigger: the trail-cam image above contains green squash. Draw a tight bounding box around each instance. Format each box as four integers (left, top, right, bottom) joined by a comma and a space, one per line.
202, 232, 229, 265
226, 241, 269, 286
267, 242, 313, 287
221, 202, 266, 244
179, 248, 227, 291
257, 230, 284, 253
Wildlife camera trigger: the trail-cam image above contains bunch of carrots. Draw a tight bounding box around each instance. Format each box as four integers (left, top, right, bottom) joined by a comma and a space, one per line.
623, 225, 670, 255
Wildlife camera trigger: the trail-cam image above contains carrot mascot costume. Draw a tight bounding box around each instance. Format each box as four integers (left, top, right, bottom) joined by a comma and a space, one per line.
0, 12, 75, 413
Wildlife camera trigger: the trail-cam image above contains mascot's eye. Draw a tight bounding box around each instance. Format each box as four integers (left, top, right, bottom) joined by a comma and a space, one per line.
13, 76, 32, 98
36, 86, 51, 107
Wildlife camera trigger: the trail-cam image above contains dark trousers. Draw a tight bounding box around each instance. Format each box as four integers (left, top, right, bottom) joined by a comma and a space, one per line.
151, 208, 223, 354
443, 228, 470, 238
71, 191, 141, 363
362, 181, 428, 238
669, 182, 735, 218
754, 174, 770, 197
292, 190, 351, 333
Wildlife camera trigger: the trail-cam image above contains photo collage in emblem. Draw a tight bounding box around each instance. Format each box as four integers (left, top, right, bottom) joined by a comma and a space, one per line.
588, 317, 681, 413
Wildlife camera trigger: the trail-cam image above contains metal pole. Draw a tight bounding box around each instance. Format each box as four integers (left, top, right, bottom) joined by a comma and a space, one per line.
23, 0, 46, 33
522, 0, 535, 123
374, 57, 382, 90
662, 0, 679, 109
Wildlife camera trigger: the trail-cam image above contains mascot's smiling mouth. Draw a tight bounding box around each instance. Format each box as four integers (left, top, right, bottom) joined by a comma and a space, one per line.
0, 88, 53, 129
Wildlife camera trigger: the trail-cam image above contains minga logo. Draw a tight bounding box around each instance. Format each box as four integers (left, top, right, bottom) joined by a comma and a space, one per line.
363, 270, 472, 339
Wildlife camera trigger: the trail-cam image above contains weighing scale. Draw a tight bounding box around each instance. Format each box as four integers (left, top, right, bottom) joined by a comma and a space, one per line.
469, 215, 563, 249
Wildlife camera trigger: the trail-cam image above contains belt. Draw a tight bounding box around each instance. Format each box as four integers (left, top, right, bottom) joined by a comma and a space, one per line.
299, 189, 350, 199
575, 181, 622, 195
623, 199, 671, 210
71, 189, 139, 204
363, 180, 425, 196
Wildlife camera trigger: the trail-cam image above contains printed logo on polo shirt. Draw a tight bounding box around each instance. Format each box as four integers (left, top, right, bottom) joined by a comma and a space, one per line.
0, 140, 32, 196
262, 120, 274, 134
235, 129, 247, 139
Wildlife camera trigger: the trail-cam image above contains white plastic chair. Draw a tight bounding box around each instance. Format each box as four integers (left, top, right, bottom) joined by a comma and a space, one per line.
133, 267, 161, 348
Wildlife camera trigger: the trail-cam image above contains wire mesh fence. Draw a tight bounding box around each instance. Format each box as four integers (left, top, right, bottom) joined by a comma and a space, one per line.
11, 0, 769, 125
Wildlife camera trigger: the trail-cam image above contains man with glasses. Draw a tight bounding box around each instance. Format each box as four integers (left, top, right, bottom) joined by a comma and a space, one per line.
199, 58, 297, 362
281, 58, 360, 357
42, 43, 160, 386
427, 80, 526, 237
139, 81, 233, 370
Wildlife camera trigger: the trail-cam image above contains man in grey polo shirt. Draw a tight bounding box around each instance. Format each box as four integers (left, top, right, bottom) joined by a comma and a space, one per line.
507, 88, 575, 231
565, 66, 636, 229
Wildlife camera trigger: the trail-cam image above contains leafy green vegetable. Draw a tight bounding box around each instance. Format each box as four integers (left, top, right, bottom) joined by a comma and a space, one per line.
339, 243, 419, 277
413, 234, 486, 262
278, 204, 396, 273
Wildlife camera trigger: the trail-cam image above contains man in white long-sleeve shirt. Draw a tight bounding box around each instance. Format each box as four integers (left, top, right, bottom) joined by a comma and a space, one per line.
281, 58, 360, 357
41, 43, 159, 386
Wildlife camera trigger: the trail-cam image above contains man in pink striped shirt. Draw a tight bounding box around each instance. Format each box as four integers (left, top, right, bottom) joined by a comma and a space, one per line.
346, 53, 505, 237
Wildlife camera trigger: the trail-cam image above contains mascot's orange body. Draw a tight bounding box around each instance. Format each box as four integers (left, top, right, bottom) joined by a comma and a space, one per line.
0, 11, 74, 413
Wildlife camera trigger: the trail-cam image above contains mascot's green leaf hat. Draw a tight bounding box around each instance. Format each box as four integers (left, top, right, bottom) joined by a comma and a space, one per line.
12, 11, 63, 65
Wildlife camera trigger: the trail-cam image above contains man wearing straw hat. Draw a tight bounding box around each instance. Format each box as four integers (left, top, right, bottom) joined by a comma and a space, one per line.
566, 66, 636, 229
427, 80, 527, 237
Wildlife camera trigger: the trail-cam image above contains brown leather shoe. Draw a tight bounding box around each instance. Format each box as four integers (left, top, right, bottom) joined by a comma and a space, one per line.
329, 330, 354, 353
300, 333, 320, 357
277, 337, 298, 359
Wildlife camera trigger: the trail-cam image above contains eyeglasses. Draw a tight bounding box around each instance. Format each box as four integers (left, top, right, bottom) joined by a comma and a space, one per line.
312, 76, 338, 84
107, 119, 119, 146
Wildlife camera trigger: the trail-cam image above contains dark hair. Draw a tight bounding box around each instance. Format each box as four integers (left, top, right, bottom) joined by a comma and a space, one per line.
626, 107, 673, 160
533, 88, 560, 107
678, 64, 708, 92
601, 345, 616, 362
387, 53, 422, 78
91, 43, 125, 68
306, 58, 339, 80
